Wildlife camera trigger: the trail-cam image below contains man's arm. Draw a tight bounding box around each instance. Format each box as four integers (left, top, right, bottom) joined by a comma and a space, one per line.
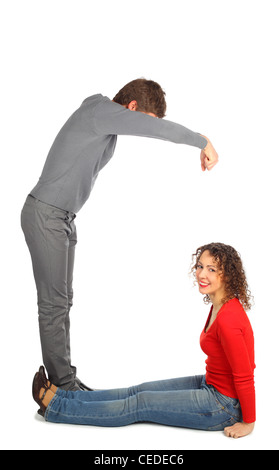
93, 98, 218, 170
200, 136, 219, 171
94, 98, 206, 147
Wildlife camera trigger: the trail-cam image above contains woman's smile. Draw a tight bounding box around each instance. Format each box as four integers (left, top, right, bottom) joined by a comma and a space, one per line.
199, 281, 210, 288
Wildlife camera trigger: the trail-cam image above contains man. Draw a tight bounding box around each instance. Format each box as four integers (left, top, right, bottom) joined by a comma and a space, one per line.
21, 79, 218, 391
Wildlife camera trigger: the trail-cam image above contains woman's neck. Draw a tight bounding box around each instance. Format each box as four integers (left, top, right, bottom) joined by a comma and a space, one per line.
210, 294, 225, 316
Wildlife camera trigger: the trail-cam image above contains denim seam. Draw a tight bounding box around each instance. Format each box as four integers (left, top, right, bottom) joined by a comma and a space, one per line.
46, 410, 136, 420
50, 409, 227, 420
46, 406, 217, 420
45, 393, 60, 421
145, 407, 225, 416
207, 417, 238, 431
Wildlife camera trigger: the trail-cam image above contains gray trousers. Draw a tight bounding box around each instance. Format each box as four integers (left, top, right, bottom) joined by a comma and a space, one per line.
21, 195, 78, 387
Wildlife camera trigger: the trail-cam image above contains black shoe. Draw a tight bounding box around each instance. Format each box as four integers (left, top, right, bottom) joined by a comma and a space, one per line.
58, 379, 94, 391
76, 378, 94, 391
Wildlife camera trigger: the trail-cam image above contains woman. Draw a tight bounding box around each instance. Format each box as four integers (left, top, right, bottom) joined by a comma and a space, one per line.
33, 243, 255, 439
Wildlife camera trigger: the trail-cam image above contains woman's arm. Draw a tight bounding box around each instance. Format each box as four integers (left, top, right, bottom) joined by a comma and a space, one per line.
217, 315, 256, 425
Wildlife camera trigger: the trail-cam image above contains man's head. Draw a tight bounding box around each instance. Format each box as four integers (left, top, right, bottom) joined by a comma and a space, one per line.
113, 78, 167, 118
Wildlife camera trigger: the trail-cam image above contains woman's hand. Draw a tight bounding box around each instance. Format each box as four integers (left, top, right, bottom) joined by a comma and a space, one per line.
200, 136, 219, 171
224, 422, 255, 439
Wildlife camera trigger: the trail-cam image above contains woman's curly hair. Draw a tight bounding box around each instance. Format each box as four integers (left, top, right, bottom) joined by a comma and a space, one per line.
190, 242, 253, 310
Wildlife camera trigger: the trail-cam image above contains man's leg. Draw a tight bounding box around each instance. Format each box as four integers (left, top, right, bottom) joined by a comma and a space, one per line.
64, 218, 92, 390
21, 196, 77, 388
65, 215, 77, 379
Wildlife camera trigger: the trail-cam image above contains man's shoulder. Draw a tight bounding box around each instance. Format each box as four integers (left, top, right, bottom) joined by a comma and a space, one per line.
82, 93, 105, 106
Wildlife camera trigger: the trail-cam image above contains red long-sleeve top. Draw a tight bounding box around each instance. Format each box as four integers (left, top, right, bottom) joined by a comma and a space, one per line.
200, 298, 256, 423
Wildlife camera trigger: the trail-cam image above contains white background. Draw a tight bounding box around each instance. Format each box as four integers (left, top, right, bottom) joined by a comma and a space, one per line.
1, 0, 278, 450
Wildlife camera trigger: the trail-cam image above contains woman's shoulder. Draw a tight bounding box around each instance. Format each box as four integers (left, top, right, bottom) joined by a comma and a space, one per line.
217, 298, 248, 329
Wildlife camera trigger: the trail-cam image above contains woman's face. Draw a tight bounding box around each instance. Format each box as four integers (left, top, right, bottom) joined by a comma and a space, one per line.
195, 250, 225, 301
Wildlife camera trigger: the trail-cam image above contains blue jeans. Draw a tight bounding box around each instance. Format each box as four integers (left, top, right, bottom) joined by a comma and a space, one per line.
45, 375, 242, 430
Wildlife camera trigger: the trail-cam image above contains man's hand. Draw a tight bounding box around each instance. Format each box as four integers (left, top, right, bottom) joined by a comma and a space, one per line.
224, 422, 255, 439
200, 136, 219, 171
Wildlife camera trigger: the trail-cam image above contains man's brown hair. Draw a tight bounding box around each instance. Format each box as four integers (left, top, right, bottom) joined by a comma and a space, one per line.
113, 78, 167, 118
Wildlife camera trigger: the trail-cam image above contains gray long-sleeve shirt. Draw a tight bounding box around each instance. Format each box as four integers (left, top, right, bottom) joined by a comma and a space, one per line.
30, 94, 207, 213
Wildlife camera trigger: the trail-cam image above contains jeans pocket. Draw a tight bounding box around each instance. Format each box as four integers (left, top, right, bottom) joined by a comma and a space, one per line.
214, 390, 242, 420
